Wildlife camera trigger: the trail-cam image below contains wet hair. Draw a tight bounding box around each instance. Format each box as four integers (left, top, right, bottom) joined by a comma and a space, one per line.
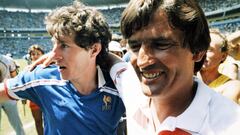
45, 1, 112, 68
121, 0, 210, 54
210, 28, 228, 52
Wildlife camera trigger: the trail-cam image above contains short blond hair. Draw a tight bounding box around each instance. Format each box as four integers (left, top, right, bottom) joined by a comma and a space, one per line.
210, 28, 228, 52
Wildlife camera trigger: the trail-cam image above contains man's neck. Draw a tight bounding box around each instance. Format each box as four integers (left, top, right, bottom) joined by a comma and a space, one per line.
150, 81, 197, 123
71, 66, 98, 95
200, 68, 221, 85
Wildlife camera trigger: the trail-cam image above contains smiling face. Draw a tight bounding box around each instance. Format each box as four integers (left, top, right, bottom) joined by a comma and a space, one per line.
51, 34, 97, 81
128, 9, 195, 97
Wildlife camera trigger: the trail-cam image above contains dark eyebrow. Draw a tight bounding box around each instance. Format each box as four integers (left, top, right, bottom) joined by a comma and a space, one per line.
128, 40, 141, 45
151, 37, 178, 44
128, 36, 178, 45
59, 40, 66, 44
151, 36, 167, 41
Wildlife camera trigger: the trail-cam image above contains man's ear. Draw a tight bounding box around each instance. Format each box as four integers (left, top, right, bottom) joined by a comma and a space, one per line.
193, 51, 206, 62
90, 43, 102, 58
221, 52, 228, 63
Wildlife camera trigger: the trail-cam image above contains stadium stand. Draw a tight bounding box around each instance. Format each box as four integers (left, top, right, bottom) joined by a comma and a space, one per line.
0, 38, 51, 58
199, 0, 240, 12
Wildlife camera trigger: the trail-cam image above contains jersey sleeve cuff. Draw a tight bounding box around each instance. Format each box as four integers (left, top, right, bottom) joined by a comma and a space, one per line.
4, 80, 22, 100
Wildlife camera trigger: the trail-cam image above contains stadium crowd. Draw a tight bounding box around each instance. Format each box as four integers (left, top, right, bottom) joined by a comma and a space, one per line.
199, 0, 240, 12
0, 38, 51, 58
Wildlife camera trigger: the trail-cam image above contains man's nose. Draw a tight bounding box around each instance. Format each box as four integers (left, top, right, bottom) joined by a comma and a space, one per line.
51, 45, 63, 61
137, 45, 154, 68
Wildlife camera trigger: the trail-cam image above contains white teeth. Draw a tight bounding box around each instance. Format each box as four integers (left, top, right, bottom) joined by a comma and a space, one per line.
142, 72, 160, 79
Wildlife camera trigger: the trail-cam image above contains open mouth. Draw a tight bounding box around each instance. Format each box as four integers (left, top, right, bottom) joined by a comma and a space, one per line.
141, 70, 164, 80
59, 66, 66, 70
142, 72, 160, 79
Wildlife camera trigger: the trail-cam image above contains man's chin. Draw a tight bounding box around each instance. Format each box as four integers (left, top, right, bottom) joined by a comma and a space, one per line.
140, 83, 153, 97
60, 74, 68, 80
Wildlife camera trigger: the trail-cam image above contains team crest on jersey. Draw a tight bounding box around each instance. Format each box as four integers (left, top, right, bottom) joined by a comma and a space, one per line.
102, 95, 112, 111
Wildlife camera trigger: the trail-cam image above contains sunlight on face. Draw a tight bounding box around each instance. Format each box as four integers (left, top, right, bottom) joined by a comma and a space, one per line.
51, 35, 95, 81
129, 10, 194, 97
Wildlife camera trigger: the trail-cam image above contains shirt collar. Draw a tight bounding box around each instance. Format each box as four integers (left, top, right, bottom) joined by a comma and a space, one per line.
136, 77, 213, 133
175, 77, 212, 133
97, 65, 106, 88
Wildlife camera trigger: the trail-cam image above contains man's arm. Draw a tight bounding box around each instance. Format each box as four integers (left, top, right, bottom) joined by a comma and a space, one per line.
29, 52, 55, 71
0, 83, 11, 102
29, 52, 122, 71
105, 53, 124, 71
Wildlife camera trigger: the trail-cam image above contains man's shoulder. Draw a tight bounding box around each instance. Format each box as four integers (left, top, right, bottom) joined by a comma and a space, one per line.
224, 79, 240, 86
195, 77, 239, 110
217, 79, 240, 91
207, 87, 240, 119
206, 95, 240, 134
218, 80, 240, 103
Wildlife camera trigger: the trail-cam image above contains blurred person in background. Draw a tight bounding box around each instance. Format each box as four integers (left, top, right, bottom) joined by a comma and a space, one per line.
198, 29, 240, 104
120, 39, 132, 62
5, 53, 20, 74
109, 41, 124, 58
219, 30, 240, 80
227, 30, 240, 61
119, 38, 128, 55
0, 54, 25, 135
27, 44, 44, 135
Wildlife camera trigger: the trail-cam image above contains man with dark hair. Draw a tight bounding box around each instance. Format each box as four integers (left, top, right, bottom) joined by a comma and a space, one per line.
110, 0, 240, 134
0, 1, 125, 135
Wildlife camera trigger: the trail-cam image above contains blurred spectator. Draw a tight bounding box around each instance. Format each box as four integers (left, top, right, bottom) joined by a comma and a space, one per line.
27, 44, 44, 135
109, 41, 124, 58
0, 54, 25, 135
227, 30, 240, 60
219, 30, 240, 80
119, 38, 128, 54
198, 29, 240, 104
